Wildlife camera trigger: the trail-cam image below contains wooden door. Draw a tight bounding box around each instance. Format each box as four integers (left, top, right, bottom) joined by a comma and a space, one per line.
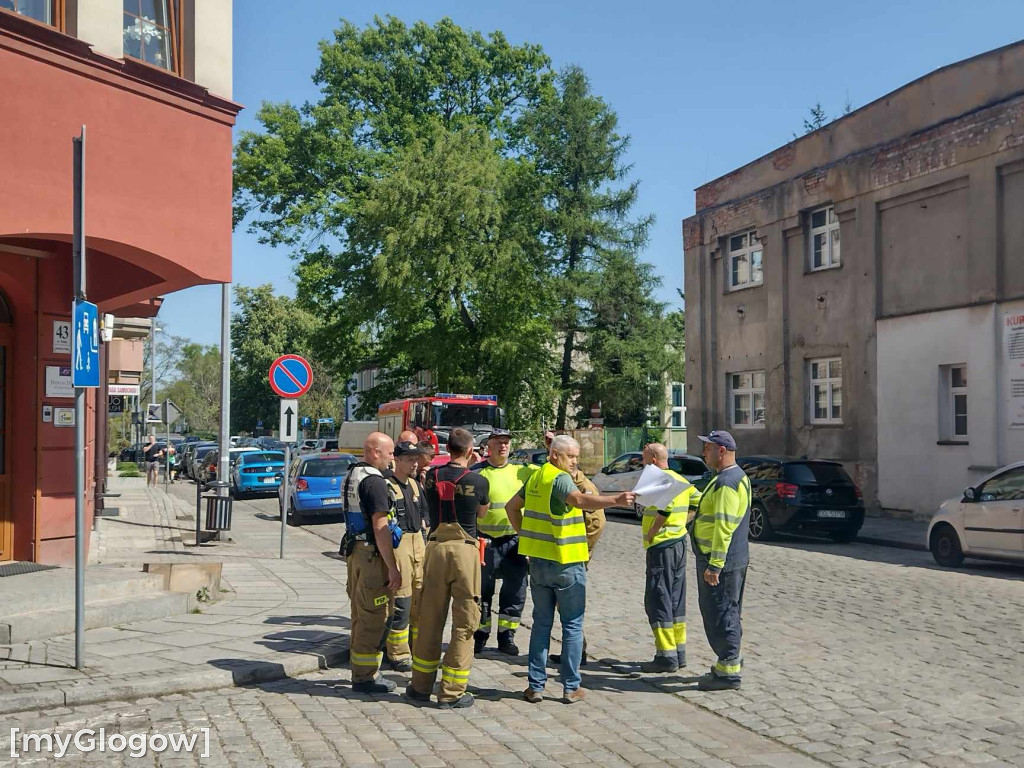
0, 323, 11, 561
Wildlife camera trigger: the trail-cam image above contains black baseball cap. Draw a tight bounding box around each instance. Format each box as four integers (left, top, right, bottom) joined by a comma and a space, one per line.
395, 441, 427, 457
487, 429, 511, 440
698, 430, 737, 451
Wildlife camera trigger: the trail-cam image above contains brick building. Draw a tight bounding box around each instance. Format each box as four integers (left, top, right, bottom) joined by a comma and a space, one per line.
0, 2, 238, 563
683, 42, 1024, 518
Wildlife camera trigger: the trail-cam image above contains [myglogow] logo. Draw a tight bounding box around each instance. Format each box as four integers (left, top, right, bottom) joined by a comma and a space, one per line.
9, 728, 210, 759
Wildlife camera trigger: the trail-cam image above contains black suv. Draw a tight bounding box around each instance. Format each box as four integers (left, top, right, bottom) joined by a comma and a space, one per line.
738, 456, 864, 543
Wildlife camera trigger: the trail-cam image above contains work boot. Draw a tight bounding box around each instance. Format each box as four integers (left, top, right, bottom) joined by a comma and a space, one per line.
473, 633, 487, 656
387, 656, 412, 673
352, 676, 397, 695
496, 631, 519, 656
696, 673, 741, 692
640, 655, 679, 674
562, 688, 586, 704
437, 693, 474, 709
523, 688, 543, 704
404, 685, 432, 705
677, 650, 687, 668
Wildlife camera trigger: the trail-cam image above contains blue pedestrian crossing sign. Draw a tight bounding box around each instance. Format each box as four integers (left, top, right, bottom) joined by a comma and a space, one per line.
268, 354, 313, 398
71, 299, 100, 388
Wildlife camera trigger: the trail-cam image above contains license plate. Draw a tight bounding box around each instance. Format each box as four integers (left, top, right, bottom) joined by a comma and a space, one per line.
261, 477, 276, 484
322, 498, 342, 506
817, 510, 847, 519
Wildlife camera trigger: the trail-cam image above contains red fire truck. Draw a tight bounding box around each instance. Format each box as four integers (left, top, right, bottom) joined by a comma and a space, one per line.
377, 393, 506, 451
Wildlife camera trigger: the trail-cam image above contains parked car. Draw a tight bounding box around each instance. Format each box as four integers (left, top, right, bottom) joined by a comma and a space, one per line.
511, 448, 549, 466
186, 442, 218, 480
311, 438, 339, 453
737, 456, 864, 542
298, 439, 319, 454
198, 447, 259, 486
231, 451, 286, 498
278, 453, 358, 526
927, 461, 1024, 567
592, 451, 710, 519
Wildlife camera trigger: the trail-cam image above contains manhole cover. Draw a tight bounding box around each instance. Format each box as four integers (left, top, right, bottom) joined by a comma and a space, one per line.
0, 562, 60, 577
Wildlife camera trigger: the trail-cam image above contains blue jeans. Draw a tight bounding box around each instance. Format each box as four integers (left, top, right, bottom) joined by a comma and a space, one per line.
527, 559, 587, 693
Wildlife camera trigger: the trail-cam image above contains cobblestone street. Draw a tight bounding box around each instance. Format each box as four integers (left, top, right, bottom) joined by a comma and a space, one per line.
3, 489, 1023, 767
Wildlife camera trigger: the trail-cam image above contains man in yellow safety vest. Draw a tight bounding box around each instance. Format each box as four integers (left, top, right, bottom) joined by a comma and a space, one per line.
506, 435, 634, 704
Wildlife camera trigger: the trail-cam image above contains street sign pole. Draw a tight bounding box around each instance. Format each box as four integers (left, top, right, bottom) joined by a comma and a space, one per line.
72, 126, 86, 671
279, 398, 298, 559
164, 398, 171, 492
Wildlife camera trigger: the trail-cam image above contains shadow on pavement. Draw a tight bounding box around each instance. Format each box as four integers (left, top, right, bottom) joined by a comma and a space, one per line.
756, 537, 1024, 581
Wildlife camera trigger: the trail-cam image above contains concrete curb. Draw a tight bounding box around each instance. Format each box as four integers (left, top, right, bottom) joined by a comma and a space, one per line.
0, 642, 351, 716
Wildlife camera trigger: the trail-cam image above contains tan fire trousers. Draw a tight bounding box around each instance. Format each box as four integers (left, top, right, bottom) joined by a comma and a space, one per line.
346, 542, 390, 684
386, 531, 425, 662
409, 523, 481, 703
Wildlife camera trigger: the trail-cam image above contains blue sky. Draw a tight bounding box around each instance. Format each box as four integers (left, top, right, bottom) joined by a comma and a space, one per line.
162, 0, 1024, 345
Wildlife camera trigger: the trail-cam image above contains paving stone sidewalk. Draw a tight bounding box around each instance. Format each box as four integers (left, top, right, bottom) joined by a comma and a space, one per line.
0, 477, 353, 713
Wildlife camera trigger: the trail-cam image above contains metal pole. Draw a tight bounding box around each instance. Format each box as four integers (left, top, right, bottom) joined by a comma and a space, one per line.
164, 399, 170, 492
217, 283, 231, 492
150, 324, 156, 407
72, 126, 86, 671
280, 442, 289, 559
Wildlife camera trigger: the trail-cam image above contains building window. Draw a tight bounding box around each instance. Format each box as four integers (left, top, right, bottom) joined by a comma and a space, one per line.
727, 231, 763, 290
940, 364, 967, 440
670, 382, 685, 428
809, 358, 842, 424
123, 0, 179, 72
808, 206, 840, 270
729, 371, 765, 428
1, 0, 53, 25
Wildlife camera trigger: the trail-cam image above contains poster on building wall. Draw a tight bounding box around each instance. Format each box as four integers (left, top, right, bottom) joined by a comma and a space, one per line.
1006, 310, 1024, 429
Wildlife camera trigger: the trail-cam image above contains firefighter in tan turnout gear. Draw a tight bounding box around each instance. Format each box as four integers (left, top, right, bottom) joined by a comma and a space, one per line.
343, 432, 402, 695
383, 441, 429, 671
405, 429, 489, 709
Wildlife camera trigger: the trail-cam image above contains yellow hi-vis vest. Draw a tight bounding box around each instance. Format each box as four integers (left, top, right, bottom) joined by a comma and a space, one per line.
642, 469, 698, 550
519, 462, 590, 565
477, 462, 538, 539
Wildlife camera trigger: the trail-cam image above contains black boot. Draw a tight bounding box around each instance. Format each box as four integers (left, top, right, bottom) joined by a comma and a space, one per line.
352, 676, 397, 695
496, 631, 519, 656
640, 655, 679, 673
473, 632, 487, 655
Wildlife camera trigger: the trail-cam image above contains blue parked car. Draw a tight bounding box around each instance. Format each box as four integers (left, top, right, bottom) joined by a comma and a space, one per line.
278, 453, 358, 526
230, 451, 286, 498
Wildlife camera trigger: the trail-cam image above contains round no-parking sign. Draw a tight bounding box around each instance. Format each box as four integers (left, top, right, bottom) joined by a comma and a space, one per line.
268, 354, 313, 398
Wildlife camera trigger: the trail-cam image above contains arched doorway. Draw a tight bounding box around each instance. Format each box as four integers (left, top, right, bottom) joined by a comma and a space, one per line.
0, 289, 11, 561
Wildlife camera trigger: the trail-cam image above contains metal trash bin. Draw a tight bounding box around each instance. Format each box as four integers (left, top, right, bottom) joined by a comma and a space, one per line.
204, 481, 233, 531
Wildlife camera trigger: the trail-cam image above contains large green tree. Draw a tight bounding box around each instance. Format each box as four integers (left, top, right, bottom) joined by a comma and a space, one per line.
520, 65, 652, 428
161, 343, 221, 434
234, 17, 556, 428
577, 254, 685, 426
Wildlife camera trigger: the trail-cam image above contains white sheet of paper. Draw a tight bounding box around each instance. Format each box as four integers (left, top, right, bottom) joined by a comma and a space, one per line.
631, 464, 690, 510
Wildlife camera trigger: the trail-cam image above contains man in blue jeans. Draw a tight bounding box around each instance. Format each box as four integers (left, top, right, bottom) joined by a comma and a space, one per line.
506, 435, 634, 704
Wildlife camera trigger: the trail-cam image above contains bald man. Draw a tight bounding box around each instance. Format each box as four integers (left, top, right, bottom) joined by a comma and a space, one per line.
639, 443, 701, 673
399, 430, 419, 445
345, 432, 402, 694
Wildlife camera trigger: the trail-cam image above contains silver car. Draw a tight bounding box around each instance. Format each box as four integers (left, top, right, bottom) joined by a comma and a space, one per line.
592, 451, 710, 519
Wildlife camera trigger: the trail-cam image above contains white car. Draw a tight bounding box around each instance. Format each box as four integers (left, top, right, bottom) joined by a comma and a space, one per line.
928, 461, 1024, 567
592, 451, 709, 519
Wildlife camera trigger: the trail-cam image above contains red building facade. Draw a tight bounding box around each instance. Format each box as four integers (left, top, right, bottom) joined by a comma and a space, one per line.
0, 5, 239, 563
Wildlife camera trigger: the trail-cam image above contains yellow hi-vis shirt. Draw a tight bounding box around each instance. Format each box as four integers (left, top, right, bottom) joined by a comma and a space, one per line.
519, 462, 590, 565
642, 469, 701, 549
476, 461, 537, 539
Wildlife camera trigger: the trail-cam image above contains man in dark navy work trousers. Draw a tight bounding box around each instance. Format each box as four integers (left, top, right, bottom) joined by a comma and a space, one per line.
692, 430, 751, 691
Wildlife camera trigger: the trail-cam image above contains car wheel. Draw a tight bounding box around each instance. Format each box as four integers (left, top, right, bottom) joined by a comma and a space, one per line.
828, 527, 859, 543
634, 503, 644, 521
748, 503, 775, 541
286, 502, 302, 527
930, 524, 965, 567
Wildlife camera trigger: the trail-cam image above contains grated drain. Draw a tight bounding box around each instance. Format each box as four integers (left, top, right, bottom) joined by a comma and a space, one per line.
0, 562, 60, 577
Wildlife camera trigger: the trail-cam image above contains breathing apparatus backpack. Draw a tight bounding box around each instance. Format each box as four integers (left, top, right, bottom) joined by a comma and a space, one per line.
338, 463, 403, 557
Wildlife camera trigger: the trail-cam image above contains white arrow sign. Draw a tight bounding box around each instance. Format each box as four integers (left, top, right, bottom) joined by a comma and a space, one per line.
279, 399, 299, 443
